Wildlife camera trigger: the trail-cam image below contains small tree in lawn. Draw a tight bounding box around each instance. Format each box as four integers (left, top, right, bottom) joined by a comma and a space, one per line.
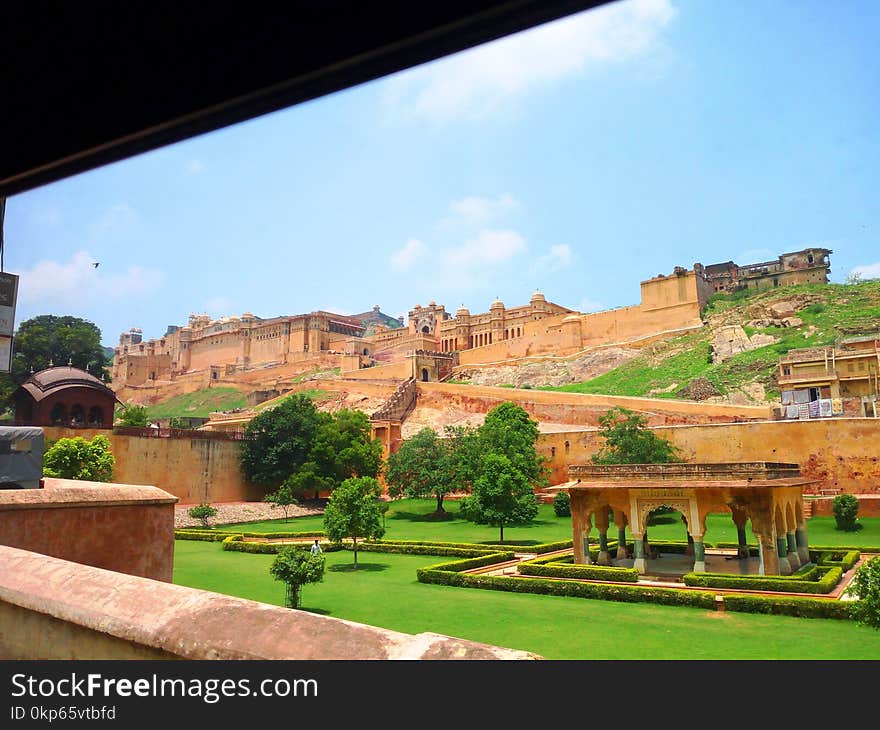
832, 493, 860, 532
188, 503, 218, 528
553, 490, 571, 517
591, 407, 681, 464
323, 477, 385, 569
269, 546, 325, 609
264, 481, 299, 521
459, 453, 538, 544
849, 556, 880, 629
386, 427, 456, 514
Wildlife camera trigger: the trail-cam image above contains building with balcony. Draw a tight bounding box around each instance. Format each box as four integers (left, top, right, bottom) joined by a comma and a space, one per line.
777, 335, 880, 418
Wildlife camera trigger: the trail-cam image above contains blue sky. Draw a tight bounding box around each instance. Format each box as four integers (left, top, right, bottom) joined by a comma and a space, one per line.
7, 0, 879, 347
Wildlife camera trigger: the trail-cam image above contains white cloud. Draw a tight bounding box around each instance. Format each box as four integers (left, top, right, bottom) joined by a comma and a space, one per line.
850, 262, 880, 280
577, 297, 604, 313
445, 194, 518, 227
203, 296, 235, 318
737, 248, 776, 265
390, 238, 429, 271
187, 159, 206, 175
382, 0, 677, 123
17, 251, 164, 309
537, 244, 574, 272
90, 203, 137, 237
446, 230, 526, 267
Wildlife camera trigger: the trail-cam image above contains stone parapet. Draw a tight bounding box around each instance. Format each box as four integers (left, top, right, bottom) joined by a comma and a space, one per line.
0, 546, 540, 660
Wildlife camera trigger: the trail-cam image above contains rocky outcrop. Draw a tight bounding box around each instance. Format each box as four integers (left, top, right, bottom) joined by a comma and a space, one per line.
710, 325, 779, 364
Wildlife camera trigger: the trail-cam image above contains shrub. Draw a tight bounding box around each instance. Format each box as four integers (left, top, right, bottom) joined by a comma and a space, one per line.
553, 491, 571, 517
721, 594, 853, 620
682, 567, 843, 594
517, 561, 639, 583
832, 494, 860, 531
848, 556, 880, 629
269, 545, 326, 609
42, 434, 114, 482
187, 503, 218, 528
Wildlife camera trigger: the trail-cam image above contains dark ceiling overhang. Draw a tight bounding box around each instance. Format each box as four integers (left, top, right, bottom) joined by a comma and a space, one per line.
2, 1, 610, 198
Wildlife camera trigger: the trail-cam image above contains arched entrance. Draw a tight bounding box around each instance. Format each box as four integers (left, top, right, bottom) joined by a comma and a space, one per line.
421, 368, 429, 382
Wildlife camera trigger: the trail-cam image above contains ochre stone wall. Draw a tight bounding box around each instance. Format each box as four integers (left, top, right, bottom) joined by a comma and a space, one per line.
416, 382, 770, 427
538, 418, 880, 493
344, 360, 414, 380
44, 427, 265, 504
0, 480, 176, 581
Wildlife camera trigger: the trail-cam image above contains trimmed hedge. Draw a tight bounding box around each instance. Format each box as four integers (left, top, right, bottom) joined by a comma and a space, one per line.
722, 593, 854, 620
517, 561, 639, 583
340, 543, 506, 558
174, 530, 227, 542
682, 566, 843, 594
812, 549, 860, 571
418, 552, 516, 573
417, 568, 718, 609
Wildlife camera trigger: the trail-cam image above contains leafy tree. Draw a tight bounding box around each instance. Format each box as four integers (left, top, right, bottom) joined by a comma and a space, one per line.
591, 407, 681, 464
832, 493, 860, 532
849, 556, 880, 629
240, 394, 326, 487
117, 404, 149, 427
323, 476, 385, 569
478, 401, 547, 484
188, 503, 218, 528
240, 396, 381, 497
553, 490, 571, 517
287, 408, 382, 497
455, 403, 546, 540
386, 427, 456, 513
269, 546, 326, 609
0, 315, 109, 406
459, 453, 538, 543
42, 434, 114, 482
264, 482, 299, 520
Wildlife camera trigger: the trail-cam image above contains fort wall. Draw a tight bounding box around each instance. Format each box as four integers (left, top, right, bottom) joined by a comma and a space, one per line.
43, 427, 265, 504
537, 418, 880, 494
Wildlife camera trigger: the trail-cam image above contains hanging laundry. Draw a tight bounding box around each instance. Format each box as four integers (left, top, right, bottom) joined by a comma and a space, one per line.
794, 390, 810, 404
798, 403, 810, 419
808, 400, 820, 418
831, 398, 844, 415
818, 399, 833, 417
786, 404, 800, 420
781, 390, 794, 405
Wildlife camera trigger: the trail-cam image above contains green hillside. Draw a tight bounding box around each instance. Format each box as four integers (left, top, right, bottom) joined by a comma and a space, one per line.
543, 279, 880, 402
143, 387, 247, 420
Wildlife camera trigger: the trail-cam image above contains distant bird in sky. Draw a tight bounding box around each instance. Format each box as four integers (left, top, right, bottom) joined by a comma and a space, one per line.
92, 262, 99, 268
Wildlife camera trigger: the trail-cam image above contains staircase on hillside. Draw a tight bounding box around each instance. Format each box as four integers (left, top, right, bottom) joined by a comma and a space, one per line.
370, 377, 417, 422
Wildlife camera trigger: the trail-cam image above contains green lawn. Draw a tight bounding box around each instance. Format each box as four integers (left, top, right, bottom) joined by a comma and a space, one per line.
143, 387, 247, 419
173, 540, 880, 659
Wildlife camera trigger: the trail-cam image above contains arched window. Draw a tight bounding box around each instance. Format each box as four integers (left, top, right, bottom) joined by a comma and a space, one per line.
421, 325, 430, 334
50, 403, 68, 425
565, 440, 570, 454
88, 406, 104, 426
70, 404, 85, 426
421, 368, 429, 382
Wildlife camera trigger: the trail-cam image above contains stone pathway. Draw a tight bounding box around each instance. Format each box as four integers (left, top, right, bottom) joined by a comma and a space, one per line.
175, 500, 323, 529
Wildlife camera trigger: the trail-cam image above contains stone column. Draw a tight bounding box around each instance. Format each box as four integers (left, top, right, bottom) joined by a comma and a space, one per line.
692, 539, 706, 573
753, 531, 779, 576
776, 535, 792, 576
573, 509, 593, 565
730, 506, 751, 560
795, 525, 810, 564
630, 534, 645, 573
616, 525, 628, 560
786, 531, 801, 571
594, 508, 611, 566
